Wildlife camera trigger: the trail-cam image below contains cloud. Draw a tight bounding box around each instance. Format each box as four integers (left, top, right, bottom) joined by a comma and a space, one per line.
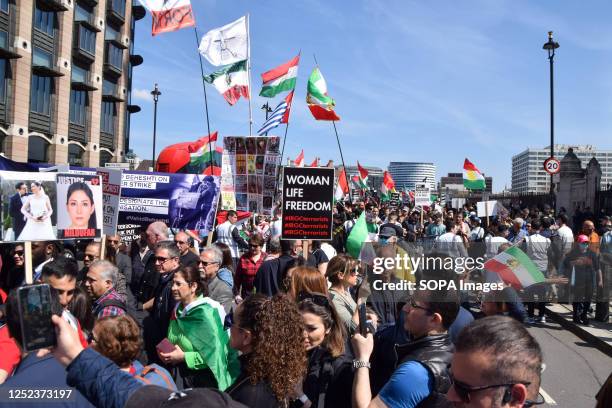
131, 88, 152, 102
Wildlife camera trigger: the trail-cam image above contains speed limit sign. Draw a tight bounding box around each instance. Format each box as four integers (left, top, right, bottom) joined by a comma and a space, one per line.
543, 157, 561, 175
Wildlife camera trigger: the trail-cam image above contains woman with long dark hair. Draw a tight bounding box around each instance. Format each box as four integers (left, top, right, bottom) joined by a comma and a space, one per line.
160, 265, 239, 389
227, 294, 307, 407
65, 181, 97, 230
295, 292, 354, 408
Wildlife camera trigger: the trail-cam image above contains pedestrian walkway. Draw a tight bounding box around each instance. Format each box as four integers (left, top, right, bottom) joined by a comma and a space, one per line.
546, 303, 612, 357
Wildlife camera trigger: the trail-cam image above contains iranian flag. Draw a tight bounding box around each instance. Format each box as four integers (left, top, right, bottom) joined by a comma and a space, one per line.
307, 67, 340, 121
463, 158, 486, 190
309, 157, 319, 167
484, 246, 546, 290
294, 150, 304, 167
203, 60, 249, 105
138, 0, 196, 36
335, 167, 349, 201
357, 162, 369, 189
260, 54, 299, 98
380, 171, 396, 201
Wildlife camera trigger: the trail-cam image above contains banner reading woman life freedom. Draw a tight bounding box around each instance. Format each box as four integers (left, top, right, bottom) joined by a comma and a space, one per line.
0, 171, 58, 242
117, 171, 220, 243
55, 173, 103, 239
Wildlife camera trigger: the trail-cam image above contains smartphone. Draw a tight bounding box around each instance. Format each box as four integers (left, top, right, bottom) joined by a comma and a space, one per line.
358, 303, 368, 336
156, 338, 176, 354
17, 284, 56, 352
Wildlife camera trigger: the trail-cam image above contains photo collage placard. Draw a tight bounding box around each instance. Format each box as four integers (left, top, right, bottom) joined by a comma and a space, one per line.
221, 136, 281, 215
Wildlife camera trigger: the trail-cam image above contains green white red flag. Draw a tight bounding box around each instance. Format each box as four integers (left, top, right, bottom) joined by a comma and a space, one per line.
484, 246, 546, 290
203, 60, 249, 105
306, 67, 340, 121
260, 54, 299, 98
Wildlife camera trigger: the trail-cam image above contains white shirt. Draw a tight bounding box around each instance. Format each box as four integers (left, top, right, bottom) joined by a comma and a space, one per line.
524, 233, 551, 273
557, 225, 574, 255
270, 219, 282, 239
485, 236, 509, 259
435, 232, 468, 258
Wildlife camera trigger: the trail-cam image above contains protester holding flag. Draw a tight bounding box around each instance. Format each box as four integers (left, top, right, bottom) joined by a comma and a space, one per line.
162, 265, 239, 390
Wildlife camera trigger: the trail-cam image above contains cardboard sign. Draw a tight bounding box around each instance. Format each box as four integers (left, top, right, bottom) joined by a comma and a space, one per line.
477, 200, 498, 217
414, 185, 431, 207
97, 168, 122, 236
389, 192, 401, 207
281, 167, 334, 240
56, 173, 103, 239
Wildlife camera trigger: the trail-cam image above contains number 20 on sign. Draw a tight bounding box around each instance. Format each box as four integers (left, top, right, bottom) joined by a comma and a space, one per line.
543, 157, 561, 175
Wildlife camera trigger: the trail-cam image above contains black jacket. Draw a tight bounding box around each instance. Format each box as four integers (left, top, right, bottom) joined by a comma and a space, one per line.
394, 334, 454, 408
227, 356, 282, 408
297, 347, 354, 408
253, 255, 296, 297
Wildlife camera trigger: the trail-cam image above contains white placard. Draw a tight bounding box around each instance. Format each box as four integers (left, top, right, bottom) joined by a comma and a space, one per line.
477, 200, 498, 217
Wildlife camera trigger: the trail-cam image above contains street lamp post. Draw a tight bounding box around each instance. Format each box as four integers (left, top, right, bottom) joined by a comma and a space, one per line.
543, 31, 559, 210
151, 83, 161, 170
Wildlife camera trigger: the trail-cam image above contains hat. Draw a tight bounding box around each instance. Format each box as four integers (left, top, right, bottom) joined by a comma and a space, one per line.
126, 386, 248, 408
379, 226, 397, 237
577, 235, 590, 243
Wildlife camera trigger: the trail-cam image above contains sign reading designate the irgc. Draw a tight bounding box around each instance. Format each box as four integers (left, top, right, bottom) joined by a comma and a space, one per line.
281, 167, 334, 240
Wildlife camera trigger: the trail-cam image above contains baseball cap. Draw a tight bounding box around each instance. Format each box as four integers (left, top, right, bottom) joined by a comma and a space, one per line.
577, 235, 589, 243
379, 227, 397, 237
125, 386, 248, 408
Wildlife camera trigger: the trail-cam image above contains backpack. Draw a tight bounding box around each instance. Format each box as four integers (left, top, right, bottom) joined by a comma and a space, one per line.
133, 364, 177, 390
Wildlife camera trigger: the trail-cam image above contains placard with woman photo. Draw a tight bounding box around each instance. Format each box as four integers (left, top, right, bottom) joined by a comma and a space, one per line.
55, 173, 103, 239
0, 171, 58, 241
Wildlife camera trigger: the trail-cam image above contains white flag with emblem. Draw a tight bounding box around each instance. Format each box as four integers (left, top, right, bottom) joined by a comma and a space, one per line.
199, 16, 248, 66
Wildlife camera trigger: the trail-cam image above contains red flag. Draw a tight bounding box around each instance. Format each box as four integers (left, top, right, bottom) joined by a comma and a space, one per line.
309, 157, 319, 167
307, 104, 340, 121
281, 91, 294, 124
294, 149, 304, 167
357, 161, 369, 180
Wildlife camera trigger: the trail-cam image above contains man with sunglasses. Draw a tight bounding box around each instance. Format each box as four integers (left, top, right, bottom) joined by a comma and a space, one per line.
199, 246, 233, 313
143, 241, 180, 365
78, 241, 127, 300
352, 290, 459, 408
174, 231, 199, 268
447, 316, 543, 407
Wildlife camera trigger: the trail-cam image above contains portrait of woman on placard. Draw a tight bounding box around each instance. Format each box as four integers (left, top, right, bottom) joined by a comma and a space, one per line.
18, 181, 55, 240
65, 181, 98, 230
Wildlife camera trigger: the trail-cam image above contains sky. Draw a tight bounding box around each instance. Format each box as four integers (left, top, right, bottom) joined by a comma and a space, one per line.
128, 0, 612, 192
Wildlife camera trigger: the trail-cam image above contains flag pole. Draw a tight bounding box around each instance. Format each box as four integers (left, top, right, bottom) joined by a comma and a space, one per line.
246, 13, 253, 135
194, 27, 214, 170
274, 122, 291, 200
332, 121, 352, 199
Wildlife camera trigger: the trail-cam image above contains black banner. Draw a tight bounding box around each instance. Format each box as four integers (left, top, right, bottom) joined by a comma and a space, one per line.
281, 167, 334, 240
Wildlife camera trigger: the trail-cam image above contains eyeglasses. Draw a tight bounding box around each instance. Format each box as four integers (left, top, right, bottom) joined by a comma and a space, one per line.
198, 260, 218, 267
155, 256, 172, 264
408, 298, 433, 314
13, 250, 24, 256
84, 254, 99, 260
450, 372, 530, 403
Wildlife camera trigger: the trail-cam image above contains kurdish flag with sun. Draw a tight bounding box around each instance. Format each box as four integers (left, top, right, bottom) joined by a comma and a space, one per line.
463, 158, 486, 190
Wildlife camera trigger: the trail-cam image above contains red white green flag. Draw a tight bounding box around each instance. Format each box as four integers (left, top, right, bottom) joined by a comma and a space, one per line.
335, 167, 349, 201
484, 246, 546, 290
380, 171, 396, 201
357, 162, 369, 189
260, 54, 299, 98
463, 158, 486, 190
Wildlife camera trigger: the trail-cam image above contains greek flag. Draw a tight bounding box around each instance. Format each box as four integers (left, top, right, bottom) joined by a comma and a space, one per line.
257, 101, 287, 135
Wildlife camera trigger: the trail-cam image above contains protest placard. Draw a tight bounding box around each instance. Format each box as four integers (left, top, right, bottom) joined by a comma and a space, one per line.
56, 173, 103, 239
282, 167, 334, 240
97, 168, 122, 236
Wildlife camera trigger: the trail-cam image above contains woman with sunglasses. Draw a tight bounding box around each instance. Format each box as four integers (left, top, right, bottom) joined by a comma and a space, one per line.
226, 294, 307, 407
235, 234, 267, 298
161, 265, 239, 390
326, 255, 360, 334
296, 292, 354, 408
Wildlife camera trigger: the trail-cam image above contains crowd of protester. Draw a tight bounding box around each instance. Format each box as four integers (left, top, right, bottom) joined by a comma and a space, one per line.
0, 199, 610, 408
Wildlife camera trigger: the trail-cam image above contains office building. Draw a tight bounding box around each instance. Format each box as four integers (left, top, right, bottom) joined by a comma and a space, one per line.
388, 161, 436, 191
512, 145, 612, 193
0, 0, 144, 167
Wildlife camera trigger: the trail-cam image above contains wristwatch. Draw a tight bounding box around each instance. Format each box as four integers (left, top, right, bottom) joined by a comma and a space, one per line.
353, 360, 371, 369
298, 394, 310, 405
